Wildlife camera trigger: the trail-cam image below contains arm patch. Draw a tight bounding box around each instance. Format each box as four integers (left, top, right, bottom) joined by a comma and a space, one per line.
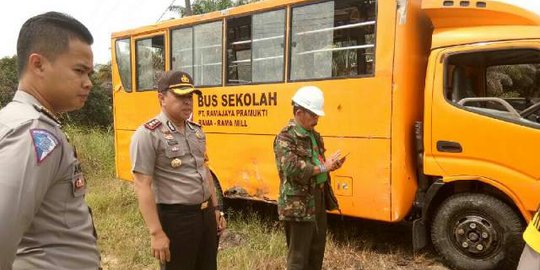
30, 129, 59, 164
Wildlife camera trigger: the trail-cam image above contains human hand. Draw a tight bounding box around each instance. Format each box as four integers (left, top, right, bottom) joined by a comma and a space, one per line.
324, 150, 343, 171
215, 210, 227, 236
151, 230, 170, 264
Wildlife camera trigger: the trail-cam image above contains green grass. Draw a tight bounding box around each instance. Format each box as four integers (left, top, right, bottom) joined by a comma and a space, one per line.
66, 126, 447, 270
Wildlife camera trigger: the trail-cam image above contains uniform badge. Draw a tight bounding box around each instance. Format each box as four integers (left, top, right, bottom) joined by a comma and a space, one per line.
74, 176, 86, 190
166, 121, 177, 132
167, 140, 179, 146
171, 158, 182, 168
144, 119, 162, 130
171, 146, 180, 152
195, 131, 202, 139
164, 134, 174, 140
30, 129, 59, 164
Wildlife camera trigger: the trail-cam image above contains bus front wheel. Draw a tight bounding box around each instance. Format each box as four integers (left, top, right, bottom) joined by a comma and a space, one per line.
430, 193, 523, 270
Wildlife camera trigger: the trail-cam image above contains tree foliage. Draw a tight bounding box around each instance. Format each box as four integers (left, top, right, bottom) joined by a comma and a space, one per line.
0, 56, 18, 107
0, 56, 113, 128
65, 63, 113, 128
178, 0, 262, 16
487, 64, 540, 98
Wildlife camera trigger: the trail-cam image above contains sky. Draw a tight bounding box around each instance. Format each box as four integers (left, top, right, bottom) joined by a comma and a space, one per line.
0, 0, 539, 65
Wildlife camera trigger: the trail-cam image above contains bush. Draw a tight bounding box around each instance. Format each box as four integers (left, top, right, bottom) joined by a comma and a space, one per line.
0, 56, 18, 107
0, 55, 113, 128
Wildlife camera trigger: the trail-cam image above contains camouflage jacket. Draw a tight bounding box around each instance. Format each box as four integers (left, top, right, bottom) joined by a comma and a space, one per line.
273, 120, 339, 222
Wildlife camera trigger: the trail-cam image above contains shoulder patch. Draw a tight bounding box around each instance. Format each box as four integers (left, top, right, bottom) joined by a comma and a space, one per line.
33, 104, 61, 125
187, 120, 201, 130
144, 119, 162, 130
30, 129, 60, 164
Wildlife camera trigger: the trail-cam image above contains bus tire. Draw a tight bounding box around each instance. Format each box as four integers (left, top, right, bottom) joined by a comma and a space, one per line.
430, 193, 523, 270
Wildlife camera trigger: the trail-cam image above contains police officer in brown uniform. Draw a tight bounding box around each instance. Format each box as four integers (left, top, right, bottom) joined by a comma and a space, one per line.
130, 70, 226, 270
0, 12, 100, 269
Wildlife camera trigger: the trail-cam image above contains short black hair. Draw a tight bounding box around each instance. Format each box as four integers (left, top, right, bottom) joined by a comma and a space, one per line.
16, 11, 94, 78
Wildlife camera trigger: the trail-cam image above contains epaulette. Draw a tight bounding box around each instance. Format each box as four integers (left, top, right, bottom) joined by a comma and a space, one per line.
144, 119, 162, 130
33, 104, 61, 125
187, 120, 201, 130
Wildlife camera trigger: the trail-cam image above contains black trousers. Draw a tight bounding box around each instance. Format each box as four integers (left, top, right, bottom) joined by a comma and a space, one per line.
285, 187, 327, 270
157, 204, 218, 270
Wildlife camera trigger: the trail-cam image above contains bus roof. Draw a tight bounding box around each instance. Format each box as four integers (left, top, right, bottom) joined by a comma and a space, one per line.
422, 0, 540, 49
422, 0, 540, 29
111, 0, 307, 38
430, 25, 540, 49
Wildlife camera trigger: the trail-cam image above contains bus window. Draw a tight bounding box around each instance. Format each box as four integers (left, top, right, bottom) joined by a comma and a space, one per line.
290, 0, 376, 81
115, 38, 132, 92
227, 15, 251, 84
136, 35, 165, 91
194, 21, 222, 86
171, 27, 194, 77
446, 49, 540, 128
252, 9, 285, 83
226, 9, 285, 85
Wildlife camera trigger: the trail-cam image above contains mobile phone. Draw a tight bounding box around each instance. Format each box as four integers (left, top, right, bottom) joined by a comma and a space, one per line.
339, 152, 350, 162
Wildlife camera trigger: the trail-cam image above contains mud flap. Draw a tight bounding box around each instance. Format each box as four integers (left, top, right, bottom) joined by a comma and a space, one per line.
413, 218, 428, 253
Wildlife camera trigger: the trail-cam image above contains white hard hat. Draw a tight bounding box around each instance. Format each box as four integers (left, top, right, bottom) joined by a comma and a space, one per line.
292, 86, 325, 116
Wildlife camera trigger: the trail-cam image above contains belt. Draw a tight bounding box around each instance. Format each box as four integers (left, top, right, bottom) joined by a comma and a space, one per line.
157, 199, 211, 212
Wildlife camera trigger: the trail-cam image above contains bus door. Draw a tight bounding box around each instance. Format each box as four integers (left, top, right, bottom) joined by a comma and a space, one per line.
429, 41, 540, 205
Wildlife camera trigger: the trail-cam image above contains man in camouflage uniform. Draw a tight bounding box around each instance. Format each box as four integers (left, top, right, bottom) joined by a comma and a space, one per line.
273, 86, 346, 270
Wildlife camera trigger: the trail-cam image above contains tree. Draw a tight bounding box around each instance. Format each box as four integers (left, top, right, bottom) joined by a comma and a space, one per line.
184, 0, 192, 16
0, 56, 18, 107
65, 63, 113, 128
192, 0, 234, 15
179, 0, 261, 17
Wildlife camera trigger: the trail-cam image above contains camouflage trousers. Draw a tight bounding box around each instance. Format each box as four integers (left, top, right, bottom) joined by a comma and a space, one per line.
284, 187, 327, 270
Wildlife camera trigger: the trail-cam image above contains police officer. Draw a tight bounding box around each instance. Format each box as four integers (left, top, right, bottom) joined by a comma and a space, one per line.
273, 86, 346, 270
0, 12, 100, 270
131, 70, 226, 270
518, 209, 540, 269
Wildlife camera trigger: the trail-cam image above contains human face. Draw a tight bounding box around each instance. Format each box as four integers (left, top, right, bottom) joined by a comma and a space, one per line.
160, 91, 194, 123
295, 108, 319, 130
41, 38, 93, 113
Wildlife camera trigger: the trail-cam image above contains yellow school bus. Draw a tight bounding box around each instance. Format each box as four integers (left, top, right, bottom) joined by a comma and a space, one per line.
111, 0, 540, 269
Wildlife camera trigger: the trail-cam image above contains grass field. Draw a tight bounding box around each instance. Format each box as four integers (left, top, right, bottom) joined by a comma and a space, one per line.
66, 126, 448, 270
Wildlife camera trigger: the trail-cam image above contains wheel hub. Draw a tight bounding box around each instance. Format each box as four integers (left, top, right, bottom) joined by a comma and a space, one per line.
453, 216, 498, 256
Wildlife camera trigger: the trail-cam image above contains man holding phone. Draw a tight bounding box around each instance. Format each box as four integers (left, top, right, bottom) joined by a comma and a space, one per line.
273, 86, 345, 270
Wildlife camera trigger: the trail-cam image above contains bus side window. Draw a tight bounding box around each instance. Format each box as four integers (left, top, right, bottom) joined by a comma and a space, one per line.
226, 9, 286, 85
252, 9, 285, 83
136, 35, 165, 91
290, 0, 377, 81
194, 21, 222, 87
115, 38, 132, 92
171, 27, 194, 77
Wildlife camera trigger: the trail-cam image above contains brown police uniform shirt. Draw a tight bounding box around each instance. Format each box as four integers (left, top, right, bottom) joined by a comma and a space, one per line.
130, 112, 210, 204
0, 91, 100, 270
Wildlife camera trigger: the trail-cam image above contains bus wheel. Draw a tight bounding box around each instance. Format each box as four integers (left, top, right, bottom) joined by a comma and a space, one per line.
430, 193, 523, 270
